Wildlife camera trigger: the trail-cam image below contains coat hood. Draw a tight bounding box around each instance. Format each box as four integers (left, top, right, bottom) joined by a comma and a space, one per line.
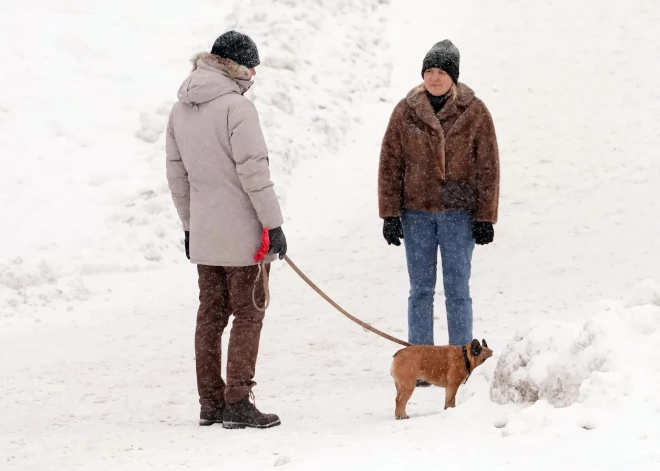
177, 53, 254, 106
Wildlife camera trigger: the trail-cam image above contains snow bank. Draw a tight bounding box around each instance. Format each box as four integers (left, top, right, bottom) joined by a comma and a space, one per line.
0, 0, 391, 319
491, 279, 660, 410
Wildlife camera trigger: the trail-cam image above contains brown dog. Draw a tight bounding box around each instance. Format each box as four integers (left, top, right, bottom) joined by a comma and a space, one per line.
390, 339, 493, 419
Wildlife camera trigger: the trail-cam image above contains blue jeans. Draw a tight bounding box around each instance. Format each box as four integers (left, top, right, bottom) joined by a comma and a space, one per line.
401, 210, 475, 346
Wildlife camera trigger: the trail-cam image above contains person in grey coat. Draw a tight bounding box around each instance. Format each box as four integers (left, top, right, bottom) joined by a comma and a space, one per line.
166, 31, 286, 429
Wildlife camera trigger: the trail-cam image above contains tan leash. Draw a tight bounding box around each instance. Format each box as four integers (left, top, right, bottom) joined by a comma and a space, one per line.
282, 256, 411, 347
251, 253, 411, 347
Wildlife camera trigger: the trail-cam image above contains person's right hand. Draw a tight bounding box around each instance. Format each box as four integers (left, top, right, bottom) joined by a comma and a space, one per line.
383, 217, 404, 246
268, 226, 287, 260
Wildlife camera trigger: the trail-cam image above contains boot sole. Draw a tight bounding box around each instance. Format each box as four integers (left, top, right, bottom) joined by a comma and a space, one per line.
199, 419, 223, 426
222, 419, 281, 430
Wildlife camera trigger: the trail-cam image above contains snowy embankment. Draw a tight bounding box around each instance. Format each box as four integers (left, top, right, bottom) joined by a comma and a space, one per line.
0, 0, 391, 321
490, 279, 660, 439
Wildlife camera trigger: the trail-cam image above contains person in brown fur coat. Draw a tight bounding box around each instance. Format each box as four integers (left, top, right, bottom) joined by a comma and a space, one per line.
378, 40, 500, 386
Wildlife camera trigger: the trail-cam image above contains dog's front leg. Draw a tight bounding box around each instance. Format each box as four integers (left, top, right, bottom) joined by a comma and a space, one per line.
444, 382, 460, 410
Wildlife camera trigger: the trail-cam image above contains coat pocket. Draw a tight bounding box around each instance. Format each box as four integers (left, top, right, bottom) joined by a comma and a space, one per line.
441, 180, 477, 210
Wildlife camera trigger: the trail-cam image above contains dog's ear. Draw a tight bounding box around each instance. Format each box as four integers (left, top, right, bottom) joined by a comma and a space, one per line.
470, 339, 482, 356
482, 339, 488, 348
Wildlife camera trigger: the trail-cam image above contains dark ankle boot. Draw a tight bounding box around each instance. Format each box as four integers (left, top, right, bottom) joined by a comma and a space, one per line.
223, 396, 280, 429
199, 405, 225, 426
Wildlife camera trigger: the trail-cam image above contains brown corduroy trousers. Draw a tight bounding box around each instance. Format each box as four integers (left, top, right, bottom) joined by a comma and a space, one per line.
195, 263, 270, 409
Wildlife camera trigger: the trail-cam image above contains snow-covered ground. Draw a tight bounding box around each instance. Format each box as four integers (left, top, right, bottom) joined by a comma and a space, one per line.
2, 0, 660, 469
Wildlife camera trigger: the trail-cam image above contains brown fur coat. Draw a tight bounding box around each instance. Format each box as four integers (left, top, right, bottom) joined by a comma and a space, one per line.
378, 83, 500, 223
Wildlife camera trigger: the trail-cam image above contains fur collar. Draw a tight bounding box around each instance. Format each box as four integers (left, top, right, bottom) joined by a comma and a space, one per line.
405, 83, 475, 132
191, 52, 253, 81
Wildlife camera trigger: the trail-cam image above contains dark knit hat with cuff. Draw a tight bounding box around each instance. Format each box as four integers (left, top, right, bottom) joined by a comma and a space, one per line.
211, 30, 260, 68
421, 39, 460, 84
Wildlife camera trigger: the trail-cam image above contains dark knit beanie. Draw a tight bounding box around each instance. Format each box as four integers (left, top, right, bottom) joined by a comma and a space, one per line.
421, 40, 460, 84
210, 30, 260, 68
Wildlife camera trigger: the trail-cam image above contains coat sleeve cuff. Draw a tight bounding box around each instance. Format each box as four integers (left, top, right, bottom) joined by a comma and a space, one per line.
472, 212, 497, 223
379, 207, 403, 218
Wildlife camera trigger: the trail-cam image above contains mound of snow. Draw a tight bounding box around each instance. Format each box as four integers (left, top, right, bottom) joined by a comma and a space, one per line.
622, 278, 660, 308
491, 279, 660, 409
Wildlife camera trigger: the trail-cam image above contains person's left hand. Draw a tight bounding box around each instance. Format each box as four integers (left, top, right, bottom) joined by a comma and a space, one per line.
472, 221, 494, 245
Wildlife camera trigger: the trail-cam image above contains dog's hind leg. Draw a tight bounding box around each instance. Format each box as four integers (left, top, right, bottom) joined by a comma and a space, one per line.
394, 379, 415, 420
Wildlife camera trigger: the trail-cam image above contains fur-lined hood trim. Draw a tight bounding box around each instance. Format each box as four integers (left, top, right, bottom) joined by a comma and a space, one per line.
177, 53, 254, 106
191, 52, 253, 81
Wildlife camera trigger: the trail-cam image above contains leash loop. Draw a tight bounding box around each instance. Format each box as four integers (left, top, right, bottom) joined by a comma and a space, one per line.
252, 260, 270, 312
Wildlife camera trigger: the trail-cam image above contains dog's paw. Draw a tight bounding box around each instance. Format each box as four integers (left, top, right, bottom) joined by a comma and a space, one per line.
395, 415, 409, 420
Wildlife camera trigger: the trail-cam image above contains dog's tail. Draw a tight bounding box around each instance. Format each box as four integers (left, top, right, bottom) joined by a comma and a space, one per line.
391, 349, 405, 378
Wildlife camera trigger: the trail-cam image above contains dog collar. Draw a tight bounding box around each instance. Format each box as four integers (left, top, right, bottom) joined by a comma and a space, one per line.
462, 345, 472, 384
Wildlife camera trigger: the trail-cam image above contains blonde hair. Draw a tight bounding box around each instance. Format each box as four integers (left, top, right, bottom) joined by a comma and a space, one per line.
448, 83, 458, 100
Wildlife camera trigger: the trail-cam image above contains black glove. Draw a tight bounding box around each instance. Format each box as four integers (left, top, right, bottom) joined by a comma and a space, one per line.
268, 226, 287, 260
184, 231, 190, 259
383, 217, 404, 246
472, 221, 494, 245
